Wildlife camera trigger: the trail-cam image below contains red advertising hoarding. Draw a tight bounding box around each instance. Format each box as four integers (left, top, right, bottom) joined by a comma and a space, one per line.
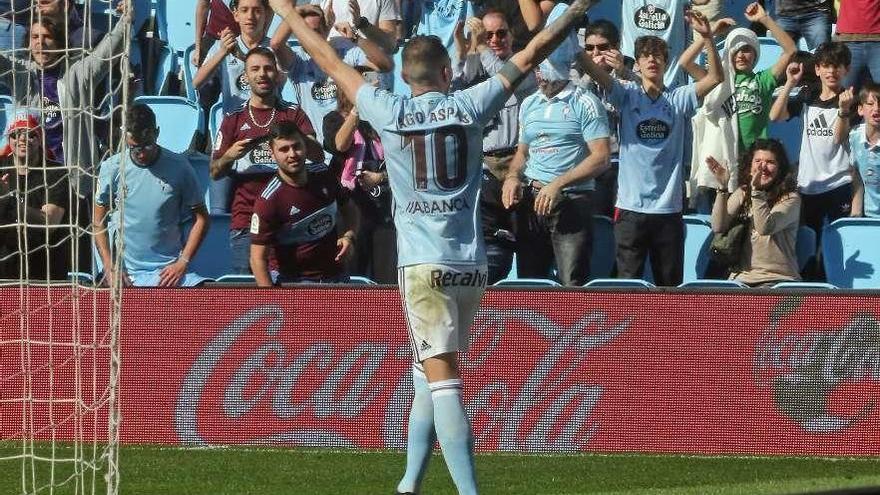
2, 287, 879, 455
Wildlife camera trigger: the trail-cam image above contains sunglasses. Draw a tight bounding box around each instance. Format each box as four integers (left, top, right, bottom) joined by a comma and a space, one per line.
584, 43, 611, 52
129, 141, 157, 154
10, 129, 39, 140
486, 29, 508, 40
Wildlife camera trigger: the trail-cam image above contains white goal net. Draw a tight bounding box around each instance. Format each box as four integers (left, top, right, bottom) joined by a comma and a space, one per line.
0, 0, 131, 493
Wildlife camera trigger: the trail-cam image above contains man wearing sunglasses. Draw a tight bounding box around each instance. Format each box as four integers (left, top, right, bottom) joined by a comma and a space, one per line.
455, 10, 538, 284
94, 104, 211, 288
0, 112, 74, 280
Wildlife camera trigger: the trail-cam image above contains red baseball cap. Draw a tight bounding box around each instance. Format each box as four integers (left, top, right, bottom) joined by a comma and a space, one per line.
0, 112, 51, 160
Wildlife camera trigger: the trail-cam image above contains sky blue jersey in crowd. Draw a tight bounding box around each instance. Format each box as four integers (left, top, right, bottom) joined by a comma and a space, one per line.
851, 124, 880, 218
95, 148, 206, 283
355, 76, 510, 266
519, 82, 610, 191
610, 79, 698, 214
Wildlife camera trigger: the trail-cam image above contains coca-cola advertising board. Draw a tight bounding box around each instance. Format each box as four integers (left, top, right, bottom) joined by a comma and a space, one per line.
2, 287, 879, 455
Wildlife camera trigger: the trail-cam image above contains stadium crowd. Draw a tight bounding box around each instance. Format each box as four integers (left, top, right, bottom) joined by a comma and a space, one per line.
0, 0, 879, 288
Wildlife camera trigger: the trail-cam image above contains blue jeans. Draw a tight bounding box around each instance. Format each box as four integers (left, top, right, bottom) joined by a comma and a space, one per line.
776, 11, 831, 51
843, 42, 880, 90
229, 228, 252, 275
485, 239, 514, 285
515, 188, 593, 286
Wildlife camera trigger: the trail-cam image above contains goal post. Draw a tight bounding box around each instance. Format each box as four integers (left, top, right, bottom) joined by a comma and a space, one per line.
0, 1, 132, 493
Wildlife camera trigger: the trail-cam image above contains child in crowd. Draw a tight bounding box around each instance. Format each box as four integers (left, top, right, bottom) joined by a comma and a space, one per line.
577, 10, 723, 286
850, 82, 880, 217
193, 0, 272, 112
684, 2, 796, 196
770, 41, 856, 237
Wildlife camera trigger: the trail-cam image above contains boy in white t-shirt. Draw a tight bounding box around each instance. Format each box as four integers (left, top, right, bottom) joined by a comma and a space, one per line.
770, 41, 856, 237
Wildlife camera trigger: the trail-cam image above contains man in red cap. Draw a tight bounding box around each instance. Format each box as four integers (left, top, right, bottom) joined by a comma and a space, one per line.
0, 112, 77, 280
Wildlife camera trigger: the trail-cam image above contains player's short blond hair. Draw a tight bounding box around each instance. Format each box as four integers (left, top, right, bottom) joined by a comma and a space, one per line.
402, 35, 450, 86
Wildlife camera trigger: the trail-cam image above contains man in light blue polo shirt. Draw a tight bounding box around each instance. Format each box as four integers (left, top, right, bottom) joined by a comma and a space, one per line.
578, 10, 722, 286
93, 104, 210, 287
850, 82, 880, 218
501, 71, 610, 286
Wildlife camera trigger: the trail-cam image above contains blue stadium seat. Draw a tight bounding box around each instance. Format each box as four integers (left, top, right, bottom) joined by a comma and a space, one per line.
683, 215, 713, 283
207, 101, 234, 214
349, 276, 378, 285
67, 271, 96, 285
584, 278, 655, 288
182, 44, 200, 102
214, 274, 256, 284
772, 282, 838, 290
0, 95, 15, 153
795, 225, 817, 273
134, 96, 205, 153
209, 100, 225, 141
678, 279, 748, 288
591, 215, 615, 279
187, 213, 233, 280
156, 0, 200, 55
755, 37, 785, 73
768, 117, 803, 164
822, 218, 880, 288
587, 0, 622, 26
184, 150, 212, 210
493, 278, 561, 287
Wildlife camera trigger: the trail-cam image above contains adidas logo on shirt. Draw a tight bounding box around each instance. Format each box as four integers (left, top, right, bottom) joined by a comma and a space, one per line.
289, 205, 300, 216
807, 113, 834, 137
240, 122, 251, 131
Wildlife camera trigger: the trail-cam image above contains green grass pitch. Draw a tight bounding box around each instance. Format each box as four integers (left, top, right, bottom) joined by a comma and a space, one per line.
2, 445, 880, 494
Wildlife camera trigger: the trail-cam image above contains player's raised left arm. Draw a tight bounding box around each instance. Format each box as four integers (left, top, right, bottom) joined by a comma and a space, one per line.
501, 0, 596, 92
269, 0, 366, 105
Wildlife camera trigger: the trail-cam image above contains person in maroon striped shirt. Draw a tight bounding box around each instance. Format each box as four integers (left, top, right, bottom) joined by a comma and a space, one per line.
250, 121, 358, 285
211, 46, 324, 274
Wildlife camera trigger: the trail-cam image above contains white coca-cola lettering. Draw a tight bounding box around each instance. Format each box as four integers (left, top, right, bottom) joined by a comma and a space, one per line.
754, 312, 880, 432
174, 305, 631, 449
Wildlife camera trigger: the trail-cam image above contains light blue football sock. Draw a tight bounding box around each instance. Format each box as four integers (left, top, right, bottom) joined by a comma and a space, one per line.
397, 363, 435, 494
430, 379, 478, 495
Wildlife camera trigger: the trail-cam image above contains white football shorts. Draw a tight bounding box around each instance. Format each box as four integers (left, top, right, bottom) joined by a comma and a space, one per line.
398, 263, 488, 362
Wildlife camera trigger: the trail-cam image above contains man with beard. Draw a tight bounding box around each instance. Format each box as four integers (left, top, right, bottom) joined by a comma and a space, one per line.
250, 121, 358, 284
211, 46, 324, 274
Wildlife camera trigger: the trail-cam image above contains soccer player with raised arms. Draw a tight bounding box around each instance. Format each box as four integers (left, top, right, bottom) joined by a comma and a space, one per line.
268, 0, 598, 492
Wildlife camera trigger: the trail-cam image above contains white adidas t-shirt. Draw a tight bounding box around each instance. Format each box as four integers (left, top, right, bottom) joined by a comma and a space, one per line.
788, 90, 853, 195
322, 0, 400, 39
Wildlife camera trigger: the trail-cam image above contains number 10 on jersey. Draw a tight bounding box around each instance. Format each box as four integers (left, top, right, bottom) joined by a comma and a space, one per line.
403, 125, 469, 192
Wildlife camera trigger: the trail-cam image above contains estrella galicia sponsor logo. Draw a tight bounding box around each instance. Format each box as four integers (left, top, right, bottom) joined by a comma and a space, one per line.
807, 112, 834, 137
634, 4, 671, 31
311, 79, 337, 103
248, 142, 275, 164
754, 299, 880, 433
636, 118, 670, 142
405, 197, 471, 215
307, 214, 333, 237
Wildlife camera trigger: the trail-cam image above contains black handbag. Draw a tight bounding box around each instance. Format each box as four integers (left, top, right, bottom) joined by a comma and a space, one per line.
710, 217, 748, 268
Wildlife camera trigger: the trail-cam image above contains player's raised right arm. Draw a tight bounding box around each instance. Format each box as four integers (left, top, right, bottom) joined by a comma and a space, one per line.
500, 0, 596, 91
268, 0, 365, 105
